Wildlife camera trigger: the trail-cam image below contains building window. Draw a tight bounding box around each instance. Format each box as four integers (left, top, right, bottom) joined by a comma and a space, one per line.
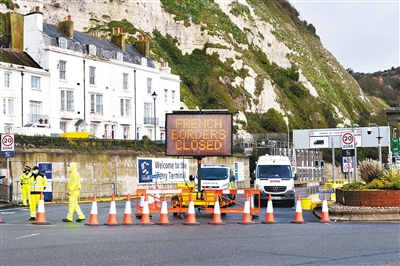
90, 94, 103, 114
4, 72, 10, 88
90, 123, 97, 135
89, 66, 96, 85
58, 37, 67, 49
123, 126, 130, 139
116, 52, 123, 62
60, 89, 74, 111
164, 89, 168, 103
147, 78, 152, 94
60, 121, 67, 132
123, 73, 128, 91
59, 61, 66, 80
29, 101, 42, 123
171, 90, 175, 104
3, 126, 11, 133
88, 44, 96, 55
3, 98, 14, 115
144, 102, 153, 124
120, 98, 131, 117
31, 76, 41, 90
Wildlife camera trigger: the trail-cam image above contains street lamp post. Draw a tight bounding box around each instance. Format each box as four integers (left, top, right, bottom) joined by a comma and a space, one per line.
368, 123, 382, 168
351, 124, 359, 182
152, 91, 157, 141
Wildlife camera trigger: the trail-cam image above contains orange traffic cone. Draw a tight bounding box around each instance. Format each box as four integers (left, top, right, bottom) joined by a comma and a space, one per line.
262, 194, 276, 224
0, 215, 4, 224
155, 193, 161, 209
122, 194, 135, 225
238, 194, 254, 225
182, 194, 200, 225
320, 193, 330, 223
209, 194, 225, 225
149, 193, 156, 210
32, 192, 50, 225
85, 193, 101, 226
291, 194, 307, 224
156, 195, 172, 225
104, 194, 120, 226
140, 194, 154, 225
135, 193, 144, 219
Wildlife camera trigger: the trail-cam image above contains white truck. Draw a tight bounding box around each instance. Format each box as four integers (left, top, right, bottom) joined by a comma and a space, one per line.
11, 123, 64, 137
254, 155, 295, 207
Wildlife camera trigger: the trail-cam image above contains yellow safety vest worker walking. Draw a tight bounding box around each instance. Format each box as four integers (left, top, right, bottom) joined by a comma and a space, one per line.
20, 166, 31, 206
29, 166, 48, 221
63, 162, 86, 222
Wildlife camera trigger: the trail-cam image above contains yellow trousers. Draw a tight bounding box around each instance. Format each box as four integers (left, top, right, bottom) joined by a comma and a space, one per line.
66, 190, 85, 221
29, 194, 40, 218
21, 184, 30, 206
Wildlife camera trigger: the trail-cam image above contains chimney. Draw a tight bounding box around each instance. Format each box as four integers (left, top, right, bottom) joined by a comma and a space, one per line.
135, 34, 149, 57
5, 11, 24, 50
111, 28, 125, 51
24, 6, 43, 31
58, 15, 74, 38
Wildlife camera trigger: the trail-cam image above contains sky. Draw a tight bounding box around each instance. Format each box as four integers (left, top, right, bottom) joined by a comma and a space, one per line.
288, 0, 400, 73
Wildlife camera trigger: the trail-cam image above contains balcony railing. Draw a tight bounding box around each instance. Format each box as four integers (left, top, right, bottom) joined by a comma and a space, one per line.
143, 117, 159, 125
28, 114, 49, 124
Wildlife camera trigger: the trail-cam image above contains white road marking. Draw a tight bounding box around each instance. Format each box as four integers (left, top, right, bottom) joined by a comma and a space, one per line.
14, 233, 39, 240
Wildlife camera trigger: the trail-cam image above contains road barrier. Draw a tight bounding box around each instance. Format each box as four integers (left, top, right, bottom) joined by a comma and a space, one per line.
203, 189, 261, 216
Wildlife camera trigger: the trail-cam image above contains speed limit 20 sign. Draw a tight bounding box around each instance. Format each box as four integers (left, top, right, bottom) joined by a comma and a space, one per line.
341, 132, 355, 149
1, 134, 15, 158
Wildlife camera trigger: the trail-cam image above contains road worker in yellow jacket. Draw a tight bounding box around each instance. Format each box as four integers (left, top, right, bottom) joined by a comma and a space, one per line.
63, 162, 86, 222
20, 166, 31, 206
29, 166, 47, 221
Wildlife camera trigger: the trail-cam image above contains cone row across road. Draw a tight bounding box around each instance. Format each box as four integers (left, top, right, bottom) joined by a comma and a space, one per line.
30, 193, 330, 226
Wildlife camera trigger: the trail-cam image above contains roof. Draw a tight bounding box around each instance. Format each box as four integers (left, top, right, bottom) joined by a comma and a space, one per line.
0, 48, 42, 68
42, 23, 155, 68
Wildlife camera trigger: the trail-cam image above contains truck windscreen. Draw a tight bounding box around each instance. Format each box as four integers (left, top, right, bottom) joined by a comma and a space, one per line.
258, 165, 292, 179
199, 168, 229, 180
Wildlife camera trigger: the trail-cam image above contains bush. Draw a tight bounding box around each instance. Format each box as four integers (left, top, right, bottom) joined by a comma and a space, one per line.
379, 167, 400, 188
342, 182, 365, 190
358, 159, 381, 184
365, 179, 385, 189
392, 180, 400, 189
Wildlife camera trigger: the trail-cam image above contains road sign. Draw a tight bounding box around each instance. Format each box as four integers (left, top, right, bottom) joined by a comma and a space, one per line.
341, 157, 353, 173
392, 138, 398, 156
341, 132, 355, 149
1, 134, 14, 158
342, 149, 355, 157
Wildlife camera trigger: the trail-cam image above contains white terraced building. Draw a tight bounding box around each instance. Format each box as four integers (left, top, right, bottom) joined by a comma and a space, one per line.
0, 8, 181, 140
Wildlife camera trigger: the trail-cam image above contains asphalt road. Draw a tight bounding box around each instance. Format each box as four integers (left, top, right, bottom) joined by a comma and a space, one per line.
1, 197, 399, 266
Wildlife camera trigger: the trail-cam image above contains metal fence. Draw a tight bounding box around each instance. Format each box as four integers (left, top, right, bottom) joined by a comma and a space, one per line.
11, 180, 121, 204
0, 184, 11, 202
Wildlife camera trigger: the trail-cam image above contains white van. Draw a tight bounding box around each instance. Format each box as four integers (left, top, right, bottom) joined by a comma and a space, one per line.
254, 155, 295, 207
190, 164, 234, 190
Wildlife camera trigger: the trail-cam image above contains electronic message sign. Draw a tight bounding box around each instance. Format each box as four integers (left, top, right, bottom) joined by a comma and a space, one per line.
165, 112, 232, 156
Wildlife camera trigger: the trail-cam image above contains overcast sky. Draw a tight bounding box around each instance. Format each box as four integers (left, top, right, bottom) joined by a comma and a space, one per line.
289, 0, 400, 73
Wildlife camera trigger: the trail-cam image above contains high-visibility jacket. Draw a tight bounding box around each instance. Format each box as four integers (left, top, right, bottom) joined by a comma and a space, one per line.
20, 172, 31, 185
29, 172, 48, 194
68, 162, 81, 191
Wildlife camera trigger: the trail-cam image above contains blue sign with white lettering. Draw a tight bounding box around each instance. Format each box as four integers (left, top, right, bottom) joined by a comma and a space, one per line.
138, 159, 153, 183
